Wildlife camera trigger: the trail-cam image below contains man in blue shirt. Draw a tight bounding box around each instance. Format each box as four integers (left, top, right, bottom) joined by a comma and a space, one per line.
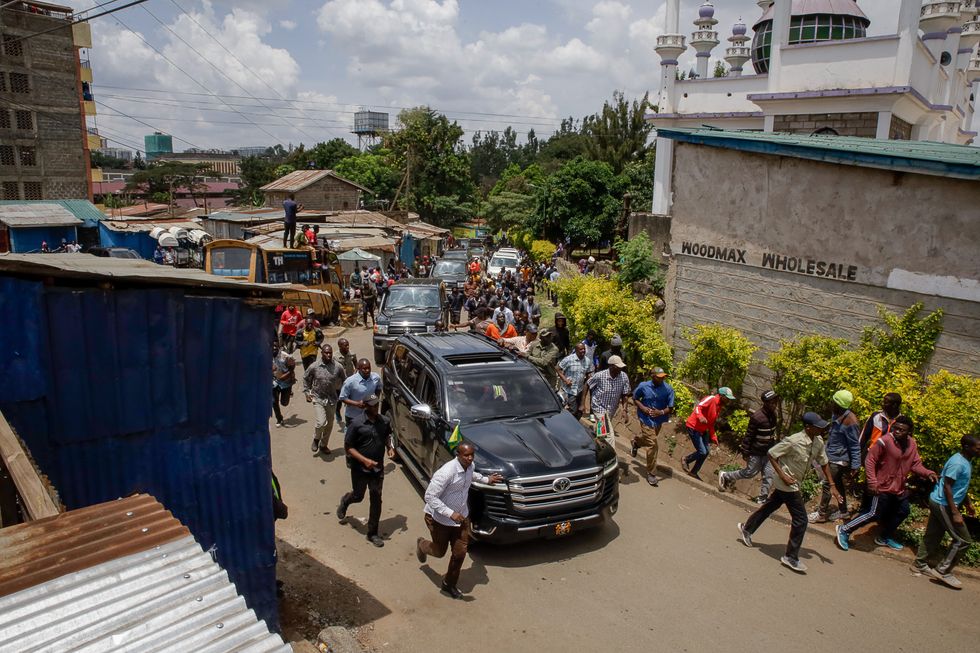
631, 367, 674, 487
339, 359, 383, 422
282, 194, 302, 248
913, 433, 980, 589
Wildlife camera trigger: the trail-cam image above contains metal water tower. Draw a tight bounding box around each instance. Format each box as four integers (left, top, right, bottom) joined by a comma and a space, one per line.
352, 109, 389, 150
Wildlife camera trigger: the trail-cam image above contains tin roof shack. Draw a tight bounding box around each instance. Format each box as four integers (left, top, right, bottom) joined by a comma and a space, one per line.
0, 494, 290, 651
0, 254, 284, 627
0, 200, 107, 252
98, 219, 205, 260
261, 170, 370, 212
653, 128, 980, 399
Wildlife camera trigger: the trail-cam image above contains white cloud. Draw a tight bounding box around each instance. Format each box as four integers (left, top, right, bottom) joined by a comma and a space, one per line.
279, 19, 297, 30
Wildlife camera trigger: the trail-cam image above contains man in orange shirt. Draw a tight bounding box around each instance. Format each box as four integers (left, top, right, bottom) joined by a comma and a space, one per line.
860, 393, 902, 461
484, 312, 517, 341
683, 387, 735, 480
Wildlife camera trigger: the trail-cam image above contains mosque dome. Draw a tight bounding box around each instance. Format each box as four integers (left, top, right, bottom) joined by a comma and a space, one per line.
733, 19, 747, 37
699, 1, 716, 19
751, 0, 870, 73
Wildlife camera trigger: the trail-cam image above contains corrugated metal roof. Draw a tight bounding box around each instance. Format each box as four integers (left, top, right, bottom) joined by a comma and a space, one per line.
655, 128, 980, 180
0, 254, 282, 295
0, 495, 289, 652
0, 200, 106, 227
0, 204, 83, 228
100, 220, 203, 233
247, 232, 397, 253
103, 203, 171, 218
260, 169, 371, 193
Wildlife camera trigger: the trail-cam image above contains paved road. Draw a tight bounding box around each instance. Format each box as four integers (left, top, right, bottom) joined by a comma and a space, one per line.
273, 326, 980, 653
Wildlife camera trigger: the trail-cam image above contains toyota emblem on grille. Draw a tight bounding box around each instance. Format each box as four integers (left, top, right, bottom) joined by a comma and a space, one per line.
552, 477, 571, 492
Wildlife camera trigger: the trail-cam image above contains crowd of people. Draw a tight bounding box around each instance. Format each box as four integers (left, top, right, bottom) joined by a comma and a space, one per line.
271, 240, 978, 598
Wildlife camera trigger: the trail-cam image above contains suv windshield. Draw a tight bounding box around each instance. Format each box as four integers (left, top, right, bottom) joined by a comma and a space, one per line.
386, 285, 441, 310
432, 260, 467, 276
446, 370, 560, 423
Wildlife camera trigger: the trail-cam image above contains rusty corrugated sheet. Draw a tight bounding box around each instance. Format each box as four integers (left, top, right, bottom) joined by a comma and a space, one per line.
0, 494, 290, 652
0, 494, 188, 598
259, 169, 331, 193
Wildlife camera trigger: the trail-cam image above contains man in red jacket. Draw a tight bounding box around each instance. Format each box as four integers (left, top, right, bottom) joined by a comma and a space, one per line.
683, 387, 734, 480
836, 415, 937, 551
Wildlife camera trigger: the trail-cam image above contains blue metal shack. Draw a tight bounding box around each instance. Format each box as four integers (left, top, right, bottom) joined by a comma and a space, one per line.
0, 254, 283, 627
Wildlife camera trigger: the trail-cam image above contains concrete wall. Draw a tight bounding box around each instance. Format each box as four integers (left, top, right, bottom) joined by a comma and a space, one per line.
663, 141, 980, 394
0, 11, 88, 200
627, 212, 672, 260
265, 177, 359, 211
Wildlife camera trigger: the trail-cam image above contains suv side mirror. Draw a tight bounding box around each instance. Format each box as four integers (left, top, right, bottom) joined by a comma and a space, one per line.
410, 403, 432, 420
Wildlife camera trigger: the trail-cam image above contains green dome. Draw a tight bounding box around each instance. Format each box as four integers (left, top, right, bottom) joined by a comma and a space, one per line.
751, 0, 870, 73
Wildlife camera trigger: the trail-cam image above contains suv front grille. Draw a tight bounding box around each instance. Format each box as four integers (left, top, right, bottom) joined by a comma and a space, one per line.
483, 467, 604, 521
388, 323, 426, 336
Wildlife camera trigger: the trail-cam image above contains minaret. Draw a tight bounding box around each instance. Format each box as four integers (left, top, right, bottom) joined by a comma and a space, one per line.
725, 18, 751, 77
652, 0, 686, 215
920, 1, 966, 104
654, 0, 687, 113
691, 1, 720, 78
756, 0, 772, 10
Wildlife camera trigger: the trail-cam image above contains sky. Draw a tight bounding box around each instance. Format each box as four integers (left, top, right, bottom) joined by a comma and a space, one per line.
71, 0, 896, 154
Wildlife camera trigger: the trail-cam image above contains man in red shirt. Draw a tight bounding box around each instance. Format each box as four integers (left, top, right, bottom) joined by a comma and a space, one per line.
836, 415, 937, 552
279, 305, 301, 348
683, 387, 735, 480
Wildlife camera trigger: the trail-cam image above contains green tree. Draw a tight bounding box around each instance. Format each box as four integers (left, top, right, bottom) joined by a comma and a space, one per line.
273, 164, 296, 179
536, 117, 590, 172
90, 151, 129, 169
132, 152, 146, 170
617, 149, 655, 212
676, 324, 757, 395
614, 231, 664, 290
713, 61, 729, 78
384, 107, 476, 226
581, 91, 653, 173
230, 155, 275, 206
531, 156, 621, 245
126, 161, 214, 209
484, 191, 536, 232
286, 138, 359, 170
860, 303, 943, 370
334, 151, 401, 208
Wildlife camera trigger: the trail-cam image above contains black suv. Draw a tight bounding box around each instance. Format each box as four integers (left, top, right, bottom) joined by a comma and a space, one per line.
428, 257, 469, 289
373, 278, 448, 364
382, 332, 619, 543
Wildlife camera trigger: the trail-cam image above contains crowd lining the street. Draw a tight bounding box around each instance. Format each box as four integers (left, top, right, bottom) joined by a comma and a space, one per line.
270, 240, 978, 598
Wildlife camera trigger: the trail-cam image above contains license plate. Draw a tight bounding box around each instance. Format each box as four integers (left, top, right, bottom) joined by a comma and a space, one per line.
554, 521, 571, 536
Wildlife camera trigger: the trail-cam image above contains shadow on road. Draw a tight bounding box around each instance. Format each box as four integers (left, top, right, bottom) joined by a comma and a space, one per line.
276, 539, 391, 641
745, 539, 836, 568
470, 520, 621, 568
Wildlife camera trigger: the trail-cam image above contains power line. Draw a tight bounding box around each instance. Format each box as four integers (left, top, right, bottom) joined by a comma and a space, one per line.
138, 2, 323, 143
5, 0, 148, 45
109, 13, 290, 145
166, 0, 347, 141
96, 99, 204, 149
0, 96, 144, 152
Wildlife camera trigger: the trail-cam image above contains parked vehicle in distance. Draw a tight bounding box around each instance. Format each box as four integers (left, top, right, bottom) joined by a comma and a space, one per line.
88, 247, 141, 259
428, 257, 468, 288
383, 332, 619, 543
486, 250, 520, 277
441, 248, 469, 261
372, 278, 448, 364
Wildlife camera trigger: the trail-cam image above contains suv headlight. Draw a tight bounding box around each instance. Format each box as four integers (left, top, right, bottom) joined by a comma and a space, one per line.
374, 324, 388, 335
603, 457, 618, 476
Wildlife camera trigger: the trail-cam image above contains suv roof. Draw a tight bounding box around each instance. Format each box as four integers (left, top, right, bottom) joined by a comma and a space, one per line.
402, 332, 517, 366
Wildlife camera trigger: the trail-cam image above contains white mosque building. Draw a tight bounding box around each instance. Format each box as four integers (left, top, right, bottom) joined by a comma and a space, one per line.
649, 0, 980, 213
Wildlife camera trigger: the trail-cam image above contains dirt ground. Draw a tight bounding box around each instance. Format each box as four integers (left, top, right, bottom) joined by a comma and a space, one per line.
271, 324, 980, 653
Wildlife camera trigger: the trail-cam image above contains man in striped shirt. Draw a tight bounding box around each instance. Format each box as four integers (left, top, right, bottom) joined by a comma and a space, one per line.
416, 443, 503, 599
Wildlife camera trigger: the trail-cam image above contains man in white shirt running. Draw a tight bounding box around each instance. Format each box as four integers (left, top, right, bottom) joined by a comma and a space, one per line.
416, 442, 503, 599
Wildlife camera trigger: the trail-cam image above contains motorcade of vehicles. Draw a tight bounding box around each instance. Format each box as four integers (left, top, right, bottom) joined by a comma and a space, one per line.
382, 332, 619, 543
486, 249, 520, 277
372, 278, 448, 364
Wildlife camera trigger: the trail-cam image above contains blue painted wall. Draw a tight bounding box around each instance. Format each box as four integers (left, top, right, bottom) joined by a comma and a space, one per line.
9, 226, 78, 253
97, 224, 155, 259
0, 277, 279, 627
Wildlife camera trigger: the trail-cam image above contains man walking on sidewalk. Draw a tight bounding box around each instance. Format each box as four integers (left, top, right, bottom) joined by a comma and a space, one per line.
337, 395, 393, 548
416, 443, 504, 599
811, 389, 861, 523
737, 412, 841, 574
719, 390, 779, 502
912, 433, 980, 589
836, 415, 937, 552
581, 355, 632, 450
631, 367, 674, 487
